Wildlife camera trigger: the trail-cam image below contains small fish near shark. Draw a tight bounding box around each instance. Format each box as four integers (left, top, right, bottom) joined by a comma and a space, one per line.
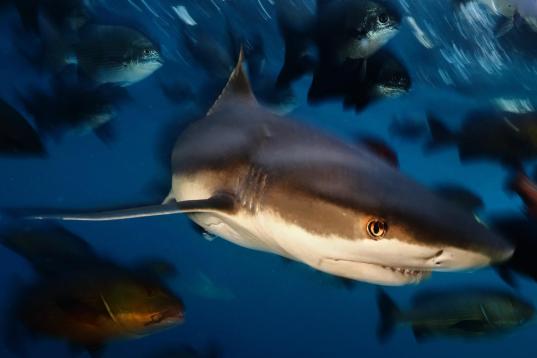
24, 49, 514, 286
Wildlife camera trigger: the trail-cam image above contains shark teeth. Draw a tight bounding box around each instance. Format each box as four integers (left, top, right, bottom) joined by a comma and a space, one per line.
380, 265, 428, 278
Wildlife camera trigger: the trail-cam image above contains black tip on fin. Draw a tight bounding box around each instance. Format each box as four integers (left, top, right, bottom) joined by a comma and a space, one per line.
207, 47, 256, 115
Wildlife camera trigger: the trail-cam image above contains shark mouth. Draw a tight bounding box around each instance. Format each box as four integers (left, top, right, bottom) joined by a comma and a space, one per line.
319, 258, 432, 286
379, 265, 431, 279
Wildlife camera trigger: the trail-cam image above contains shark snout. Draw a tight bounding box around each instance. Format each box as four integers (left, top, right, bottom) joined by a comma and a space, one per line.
426, 234, 514, 271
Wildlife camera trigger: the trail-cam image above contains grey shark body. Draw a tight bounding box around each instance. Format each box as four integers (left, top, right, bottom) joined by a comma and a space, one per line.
31, 52, 513, 285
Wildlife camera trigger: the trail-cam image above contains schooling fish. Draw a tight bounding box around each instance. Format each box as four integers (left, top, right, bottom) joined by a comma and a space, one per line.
47, 24, 163, 86
491, 215, 537, 286
2, 227, 184, 356
276, 0, 401, 89
21, 80, 129, 142
377, 288, 534, 342
455, 0, 537, 37
26, 50, 513, 286
426, 111, 537, 166
0, 98, 45, 156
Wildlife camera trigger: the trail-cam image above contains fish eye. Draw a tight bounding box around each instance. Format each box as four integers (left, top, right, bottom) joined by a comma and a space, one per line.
378, 13, 389, 25
367, 219, 387, 238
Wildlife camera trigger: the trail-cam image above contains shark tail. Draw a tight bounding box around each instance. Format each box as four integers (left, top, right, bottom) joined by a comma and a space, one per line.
377, 289, 400, 342
425, 115, 456, 151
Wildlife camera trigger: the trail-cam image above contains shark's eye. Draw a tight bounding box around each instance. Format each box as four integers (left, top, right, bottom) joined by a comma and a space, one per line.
377, 13, 389, 25
367, 219, 387, 238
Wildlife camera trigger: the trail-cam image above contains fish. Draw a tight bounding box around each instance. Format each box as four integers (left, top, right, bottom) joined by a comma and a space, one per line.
308, 49, 411, 111
507, 171, 537, 217
0, 98, 45, 156
276, 0, 401, 89
25, 49, 514, 286
21, 79, 129, 142
491, 215, 537, 286
377, 288, 534, 342
181, 20, 237, 81
13, 0, 90, 33
2, 227, 184, 356
455, 0, 537, 37
48, 24, 163, 86
433, 184, 484, 214
426, 111, 537, 166
0, 222, 97, 276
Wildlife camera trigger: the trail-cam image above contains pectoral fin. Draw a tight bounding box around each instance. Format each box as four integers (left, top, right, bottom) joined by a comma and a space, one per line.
26, 193, 236, 221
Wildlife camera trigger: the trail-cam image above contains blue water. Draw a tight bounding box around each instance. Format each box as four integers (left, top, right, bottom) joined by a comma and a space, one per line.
1, 0, 537, 357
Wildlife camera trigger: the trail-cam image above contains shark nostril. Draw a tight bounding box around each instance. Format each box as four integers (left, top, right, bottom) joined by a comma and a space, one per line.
434, 250, 444, 258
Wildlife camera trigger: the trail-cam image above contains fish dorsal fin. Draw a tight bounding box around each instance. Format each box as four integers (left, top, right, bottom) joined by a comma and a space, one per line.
207, 47, 256, 115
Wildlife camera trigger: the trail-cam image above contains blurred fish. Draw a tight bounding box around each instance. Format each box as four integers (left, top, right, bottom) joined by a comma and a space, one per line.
30, 50, 514, 286
181, 21, 237, 81
1, 223, 97, 275
355, 136, 399, 168
2, 227, 184, 356
389, 117, 428, 141
13, 0, 90, 34
507, 171, 537, 217
433, 184, 484, 214
0, 98, 45, 156
491, 215, 537, 286
46, 24, 162, 86
456, 0, 537, 36
245, 35, 298, 115
377, 288, 534, 342
11, 264, 184, 356
308, 49, 411, 111
21, 79, 129, 142
426, 111, 537, 166
277, 0, 401, 89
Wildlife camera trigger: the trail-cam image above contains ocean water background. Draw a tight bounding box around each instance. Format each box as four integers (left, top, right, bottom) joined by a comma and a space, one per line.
1, 0, 537, 357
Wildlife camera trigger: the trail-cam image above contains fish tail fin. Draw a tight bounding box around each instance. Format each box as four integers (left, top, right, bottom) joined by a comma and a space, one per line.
426, 115, 456, 151
377, 289, 400, 343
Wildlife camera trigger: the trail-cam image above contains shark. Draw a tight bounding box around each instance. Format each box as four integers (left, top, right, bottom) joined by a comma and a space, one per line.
29, 50, 514, 286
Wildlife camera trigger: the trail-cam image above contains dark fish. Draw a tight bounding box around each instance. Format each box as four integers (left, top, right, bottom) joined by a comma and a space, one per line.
507, 171, 537, 217
355, 136, 399, 168
277, 0, 401, 89
389, 117, 428, 140
308, 49, 411, 111
1, 223, 97, 275
426, 111, 537, 165
14, 0, 89, 33
491, 215, 537, 286
377, 288, 534, 342
2, 227, 184, 356
181, 21, 237, 81
433, 184, 484, 214
21, 79, 129, 142
245, 35, 298, 114
43, 24, 163, 86
0, 98, 45, 156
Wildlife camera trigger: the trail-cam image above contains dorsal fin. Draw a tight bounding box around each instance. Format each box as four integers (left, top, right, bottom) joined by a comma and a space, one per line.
207, 47, 256, 115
